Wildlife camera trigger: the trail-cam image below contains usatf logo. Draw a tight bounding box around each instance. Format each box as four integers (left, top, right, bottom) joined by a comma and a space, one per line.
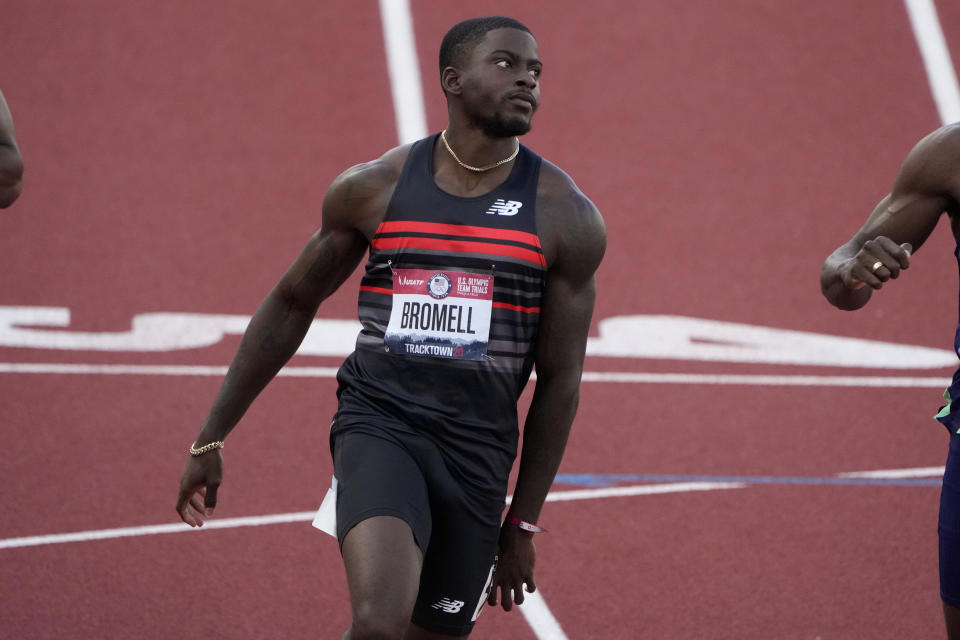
432, 598, 465, 614
397, 275, 425, 287
485, 199, 523, 216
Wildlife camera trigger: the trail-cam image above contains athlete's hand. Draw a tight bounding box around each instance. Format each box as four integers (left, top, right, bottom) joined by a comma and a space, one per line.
838, 237, 912, 291
488, 524, 536, 611
175, 450, 223, 527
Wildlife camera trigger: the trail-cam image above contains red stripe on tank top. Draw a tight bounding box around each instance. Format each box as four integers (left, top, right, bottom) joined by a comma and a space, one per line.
358, 285, 394, 295
376, 221, 543, 250
492, 302, 540, 314
371, 236, 547, 267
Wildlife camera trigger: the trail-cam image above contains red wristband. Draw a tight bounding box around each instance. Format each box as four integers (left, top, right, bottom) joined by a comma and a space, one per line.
505, 515, 546, 533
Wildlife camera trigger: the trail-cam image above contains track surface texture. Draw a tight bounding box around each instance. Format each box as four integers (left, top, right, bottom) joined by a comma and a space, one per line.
2, 1, 960, 638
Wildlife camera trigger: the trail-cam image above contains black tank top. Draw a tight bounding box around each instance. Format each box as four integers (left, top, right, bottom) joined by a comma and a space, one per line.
334, 134, 546, 492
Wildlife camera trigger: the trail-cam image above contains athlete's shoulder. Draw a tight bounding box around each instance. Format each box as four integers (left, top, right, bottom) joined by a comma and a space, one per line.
535, 157, 606, 273
921, 121, 960, 145
897, 123, 960, 200
329, 142, 416, 199
909, 122, 960, 163
322, 141, 417, 230
536, 158, 603, 225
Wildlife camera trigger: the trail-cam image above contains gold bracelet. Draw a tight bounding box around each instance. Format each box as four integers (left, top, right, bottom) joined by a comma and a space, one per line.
189, 440, 224, 456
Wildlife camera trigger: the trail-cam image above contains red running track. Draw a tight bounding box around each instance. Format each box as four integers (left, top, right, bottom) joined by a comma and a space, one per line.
1, 1, 959, 637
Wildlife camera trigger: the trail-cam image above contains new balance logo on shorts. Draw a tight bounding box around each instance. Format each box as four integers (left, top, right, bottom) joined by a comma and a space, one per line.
431, 598, 465, 614
485, 199, 523, 216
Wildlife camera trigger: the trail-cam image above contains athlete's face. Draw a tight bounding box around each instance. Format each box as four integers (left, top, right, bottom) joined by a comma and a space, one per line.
459, 28, 541, 137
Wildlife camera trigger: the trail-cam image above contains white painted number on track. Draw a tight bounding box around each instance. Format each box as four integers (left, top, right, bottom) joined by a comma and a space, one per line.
0, 307, 955, 369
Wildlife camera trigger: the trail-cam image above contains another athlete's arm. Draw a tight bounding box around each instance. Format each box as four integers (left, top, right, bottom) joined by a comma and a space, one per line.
0, 90, 24, 208
176, 161, 391, 527
821, 124, 960, 310
489, 169, 606, 611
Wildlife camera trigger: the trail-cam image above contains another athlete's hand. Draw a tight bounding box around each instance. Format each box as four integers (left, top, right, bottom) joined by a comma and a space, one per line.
488, 523, 536, 611
175, 450, 223, 527
838, 237, 912, 291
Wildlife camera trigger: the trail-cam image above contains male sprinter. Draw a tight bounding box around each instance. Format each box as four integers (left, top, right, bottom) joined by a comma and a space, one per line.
176, 16, 606, 639
0, 89, 24, 208
821, 122, 960, 639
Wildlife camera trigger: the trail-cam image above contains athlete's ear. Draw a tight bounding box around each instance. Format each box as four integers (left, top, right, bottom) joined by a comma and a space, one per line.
441, 66, 463, 96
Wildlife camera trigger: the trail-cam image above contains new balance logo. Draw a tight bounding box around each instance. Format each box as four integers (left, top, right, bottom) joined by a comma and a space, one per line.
485, 199, 523, 216
431, 598, 465, 614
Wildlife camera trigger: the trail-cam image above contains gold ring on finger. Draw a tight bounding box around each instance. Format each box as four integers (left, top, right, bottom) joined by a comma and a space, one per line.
871, 260, 884, 273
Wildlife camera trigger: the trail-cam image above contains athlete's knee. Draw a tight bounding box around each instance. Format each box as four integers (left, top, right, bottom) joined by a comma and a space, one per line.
345, 604, 411, 640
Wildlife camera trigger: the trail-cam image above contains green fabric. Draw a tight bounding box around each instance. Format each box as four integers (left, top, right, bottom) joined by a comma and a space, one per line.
935, 388, 960, 433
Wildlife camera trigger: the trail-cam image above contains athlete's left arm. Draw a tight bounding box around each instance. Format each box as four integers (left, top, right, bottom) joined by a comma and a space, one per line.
489, 170, 606, 611
820, 123, 960, 310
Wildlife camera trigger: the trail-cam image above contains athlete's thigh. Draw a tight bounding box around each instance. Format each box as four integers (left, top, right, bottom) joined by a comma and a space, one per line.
341, 515, 423, 628
334, 430, 433, 626
333, 428, 433, 551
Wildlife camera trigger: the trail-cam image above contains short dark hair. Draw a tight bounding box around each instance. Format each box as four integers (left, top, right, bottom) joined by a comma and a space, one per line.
438, 17, 533, 71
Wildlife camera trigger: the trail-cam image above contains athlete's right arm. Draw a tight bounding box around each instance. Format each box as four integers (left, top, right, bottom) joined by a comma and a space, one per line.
176, 160, 394, 527
0, 90, 24, 208
820, 124, 960, 311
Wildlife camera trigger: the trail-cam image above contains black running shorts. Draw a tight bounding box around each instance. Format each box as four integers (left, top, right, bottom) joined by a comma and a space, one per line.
940, 430, 960, 608
332, 425, 505, 635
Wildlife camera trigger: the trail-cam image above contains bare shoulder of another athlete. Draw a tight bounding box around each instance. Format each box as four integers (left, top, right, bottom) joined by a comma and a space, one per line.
536, 159, 606, 275
896, 123, 960, 202
322, 143, 414, 235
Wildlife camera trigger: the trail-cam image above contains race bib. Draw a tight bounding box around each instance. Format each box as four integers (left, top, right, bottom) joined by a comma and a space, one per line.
384, 268, 493, 361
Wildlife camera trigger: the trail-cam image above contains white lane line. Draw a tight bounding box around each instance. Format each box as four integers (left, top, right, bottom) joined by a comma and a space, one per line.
378, 0, 427, 144
0, 482, 744, 551
904, 0, 960, 125
839, 466, 945, 479
539, 481, 745, 503
0, 511, 317, 550
0, 363, 233, 376
0, 362, 951, 388
519, 589, 569, 640
0, 363, 338, 377
579, 371, 951, 387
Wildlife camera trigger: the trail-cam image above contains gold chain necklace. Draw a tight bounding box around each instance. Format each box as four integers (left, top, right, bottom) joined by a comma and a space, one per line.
440, 130, 519, 172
